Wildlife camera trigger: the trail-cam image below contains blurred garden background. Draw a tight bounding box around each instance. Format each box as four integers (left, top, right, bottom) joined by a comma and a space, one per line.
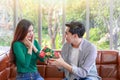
0, 0, 120, 50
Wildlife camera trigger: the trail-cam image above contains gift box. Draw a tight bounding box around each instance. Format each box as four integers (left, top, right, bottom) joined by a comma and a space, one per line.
39, 46, 59, 60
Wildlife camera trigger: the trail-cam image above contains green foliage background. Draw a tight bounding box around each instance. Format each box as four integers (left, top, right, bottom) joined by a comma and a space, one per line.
1, 0, 120, 50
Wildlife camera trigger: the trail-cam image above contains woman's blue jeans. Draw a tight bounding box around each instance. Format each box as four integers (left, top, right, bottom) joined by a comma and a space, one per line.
16, 71, 44, 80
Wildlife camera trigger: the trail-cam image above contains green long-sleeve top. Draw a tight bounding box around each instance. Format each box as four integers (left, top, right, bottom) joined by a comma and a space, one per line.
13, 40, 44, 73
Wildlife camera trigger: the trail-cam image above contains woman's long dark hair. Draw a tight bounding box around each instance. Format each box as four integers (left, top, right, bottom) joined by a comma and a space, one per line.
9, 19, 33, 64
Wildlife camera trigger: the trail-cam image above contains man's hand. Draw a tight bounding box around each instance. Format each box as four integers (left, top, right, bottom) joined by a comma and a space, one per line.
48, 53, 65, 67
48, 53, 72, 73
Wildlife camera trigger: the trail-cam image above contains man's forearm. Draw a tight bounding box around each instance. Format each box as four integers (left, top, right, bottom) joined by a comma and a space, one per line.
62, 61, 72, 73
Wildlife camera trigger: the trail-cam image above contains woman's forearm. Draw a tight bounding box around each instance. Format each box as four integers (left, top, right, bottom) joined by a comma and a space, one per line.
32, 45, 38, 53
28, 47, 32, 55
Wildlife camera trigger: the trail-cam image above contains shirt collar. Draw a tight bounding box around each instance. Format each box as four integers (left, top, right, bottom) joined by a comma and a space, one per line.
78, 38, 84, 51
70, 38, 85, 51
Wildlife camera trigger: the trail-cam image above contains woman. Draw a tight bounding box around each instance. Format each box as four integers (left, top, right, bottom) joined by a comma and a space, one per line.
9, 19, 44, 80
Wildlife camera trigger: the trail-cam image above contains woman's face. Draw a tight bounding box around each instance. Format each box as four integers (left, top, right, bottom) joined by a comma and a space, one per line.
26, 25, 34, 41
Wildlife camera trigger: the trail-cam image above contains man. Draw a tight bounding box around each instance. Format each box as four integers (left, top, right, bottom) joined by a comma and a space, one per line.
48, 21, 101, 80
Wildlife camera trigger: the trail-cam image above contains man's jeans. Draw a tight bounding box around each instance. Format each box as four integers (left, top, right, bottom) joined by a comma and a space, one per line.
63, 77, 92, 80
16, 71, 44, 80
74, 78, 92, 80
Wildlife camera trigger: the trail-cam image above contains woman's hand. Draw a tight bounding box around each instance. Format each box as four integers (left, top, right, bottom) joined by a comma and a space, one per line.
23, 34, 38, 54
22, 38, 32, 55
31, 35, 38, 53
23, 34, 35, 54
23, 38, 32, 49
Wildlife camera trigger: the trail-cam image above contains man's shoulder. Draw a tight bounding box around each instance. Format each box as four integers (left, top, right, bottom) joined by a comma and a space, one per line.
82, 39, 97, 55
63, 42, 71, 47
62, 42, 71, 51
82, 39, 96, 49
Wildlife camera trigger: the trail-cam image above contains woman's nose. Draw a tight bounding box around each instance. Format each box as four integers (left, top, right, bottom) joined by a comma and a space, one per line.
30, 31, 33, 35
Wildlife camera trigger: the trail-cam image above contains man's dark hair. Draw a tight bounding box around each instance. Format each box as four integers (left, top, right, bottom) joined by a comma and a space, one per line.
65, 21, 85, 38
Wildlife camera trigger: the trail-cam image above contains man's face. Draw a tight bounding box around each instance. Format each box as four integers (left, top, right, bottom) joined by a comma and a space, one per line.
65, 27, 74, 43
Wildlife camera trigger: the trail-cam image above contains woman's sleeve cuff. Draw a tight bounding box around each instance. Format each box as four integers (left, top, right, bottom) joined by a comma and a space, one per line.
36, 50, 40, 55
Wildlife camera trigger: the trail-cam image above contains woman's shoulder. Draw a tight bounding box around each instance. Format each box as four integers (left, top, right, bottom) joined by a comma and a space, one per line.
34, 39, 37, 43
13, 41, 23, 46
34, 39, 39, 45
